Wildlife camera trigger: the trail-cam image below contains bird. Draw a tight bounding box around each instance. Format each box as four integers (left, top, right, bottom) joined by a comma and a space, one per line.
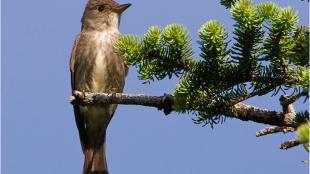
70, 0, 130, 173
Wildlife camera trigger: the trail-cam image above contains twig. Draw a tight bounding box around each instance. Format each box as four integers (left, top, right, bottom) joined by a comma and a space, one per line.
279, 95, 297, 128
234, 85, 276, 104
252, 96, 300, 150
256, 126, 295, 137
280, 91, 308, 106
71, 91, 174, 115
71, 91, 297, 127
280, 139, 301, 150
233, 103, 295, 127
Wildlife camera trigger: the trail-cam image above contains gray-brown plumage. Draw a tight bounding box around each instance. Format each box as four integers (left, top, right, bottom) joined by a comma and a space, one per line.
70, 0, 130, 173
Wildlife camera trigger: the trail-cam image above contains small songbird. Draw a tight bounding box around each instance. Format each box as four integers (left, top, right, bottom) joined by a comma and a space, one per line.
70, 0, 130, 173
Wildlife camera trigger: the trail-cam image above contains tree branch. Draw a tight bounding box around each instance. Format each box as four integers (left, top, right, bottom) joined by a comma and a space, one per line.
234, 85, 277, 104
280, 139, 301, 150
256, 126, 295, 137
280, 91, 308, 106
70, 91, 174, 115
70, 91, 296, 127
233, 103, 295, 127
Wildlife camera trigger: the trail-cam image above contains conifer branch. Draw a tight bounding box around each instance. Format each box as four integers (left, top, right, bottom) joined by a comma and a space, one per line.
280, 139, 301, 150
111, 0, 309, 152
70, 90, 297, 127
70, 91, 174, 115
233, 103, 296, 127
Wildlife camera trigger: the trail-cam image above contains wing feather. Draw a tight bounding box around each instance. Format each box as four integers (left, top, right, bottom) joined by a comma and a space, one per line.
70, 34, 88, 151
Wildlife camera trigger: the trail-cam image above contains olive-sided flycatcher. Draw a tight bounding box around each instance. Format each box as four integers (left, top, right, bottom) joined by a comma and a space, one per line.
70, 0, 130, 173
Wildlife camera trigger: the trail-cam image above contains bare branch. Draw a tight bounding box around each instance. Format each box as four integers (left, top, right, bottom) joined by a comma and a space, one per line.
256, 126, 295, 137
71, 91, 174, 115
280, 139, 301, 150
280, 92, 308, 107
233, 103, 296, 127
279, 95, 298, 127
70, 91, 297, 127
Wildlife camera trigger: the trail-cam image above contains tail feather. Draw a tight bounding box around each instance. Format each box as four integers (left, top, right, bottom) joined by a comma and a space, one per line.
83, 140, 108, 174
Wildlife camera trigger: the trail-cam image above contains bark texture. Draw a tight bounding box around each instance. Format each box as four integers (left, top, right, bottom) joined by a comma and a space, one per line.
71, 90, 297, 128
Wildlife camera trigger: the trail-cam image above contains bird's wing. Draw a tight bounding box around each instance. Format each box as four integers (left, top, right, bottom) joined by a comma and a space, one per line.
70, 33, 88, 151
70, 34, 81, 91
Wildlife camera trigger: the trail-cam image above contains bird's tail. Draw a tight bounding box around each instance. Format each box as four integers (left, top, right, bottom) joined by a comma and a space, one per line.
83, 139, 108, 174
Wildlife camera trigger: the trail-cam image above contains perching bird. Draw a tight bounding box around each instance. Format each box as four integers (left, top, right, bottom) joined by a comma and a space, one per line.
70, 0, 130, 173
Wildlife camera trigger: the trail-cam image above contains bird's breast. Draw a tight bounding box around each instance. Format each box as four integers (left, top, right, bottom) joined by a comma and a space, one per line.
92, 33, 113, 92
75, 30, 126, 129
79, 30, 125, 93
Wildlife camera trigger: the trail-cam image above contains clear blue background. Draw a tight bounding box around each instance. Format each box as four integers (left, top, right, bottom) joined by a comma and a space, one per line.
2, 0, 309, 173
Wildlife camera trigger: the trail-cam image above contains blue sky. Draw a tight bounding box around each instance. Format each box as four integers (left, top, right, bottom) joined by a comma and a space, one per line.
2, 0, 309, 174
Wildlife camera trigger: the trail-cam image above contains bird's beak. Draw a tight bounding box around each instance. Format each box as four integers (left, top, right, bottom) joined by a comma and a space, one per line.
113, 3, 131, 14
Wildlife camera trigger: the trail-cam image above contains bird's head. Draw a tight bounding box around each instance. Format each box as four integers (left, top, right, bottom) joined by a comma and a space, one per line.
81, 0, 131, 31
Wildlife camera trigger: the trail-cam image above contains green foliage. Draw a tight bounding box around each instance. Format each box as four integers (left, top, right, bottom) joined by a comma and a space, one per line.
116, 0, 309, 127
115, 35, 143, 65
263, 7, 298, 76
199, 21, 230, 66
296, 68, 310, 92
297, 123, 310, 152
174, 21, 235, 125
291, 27, 309, 67
256, 2, 279, 20
116, 24, 193, 83
294, 111, 309, 126
220, 0, 309, 8
231, 0, 263, 78
220, 0, 236, 8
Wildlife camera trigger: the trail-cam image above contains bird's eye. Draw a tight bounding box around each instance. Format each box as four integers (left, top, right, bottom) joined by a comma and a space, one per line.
97, 5, 105, 12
